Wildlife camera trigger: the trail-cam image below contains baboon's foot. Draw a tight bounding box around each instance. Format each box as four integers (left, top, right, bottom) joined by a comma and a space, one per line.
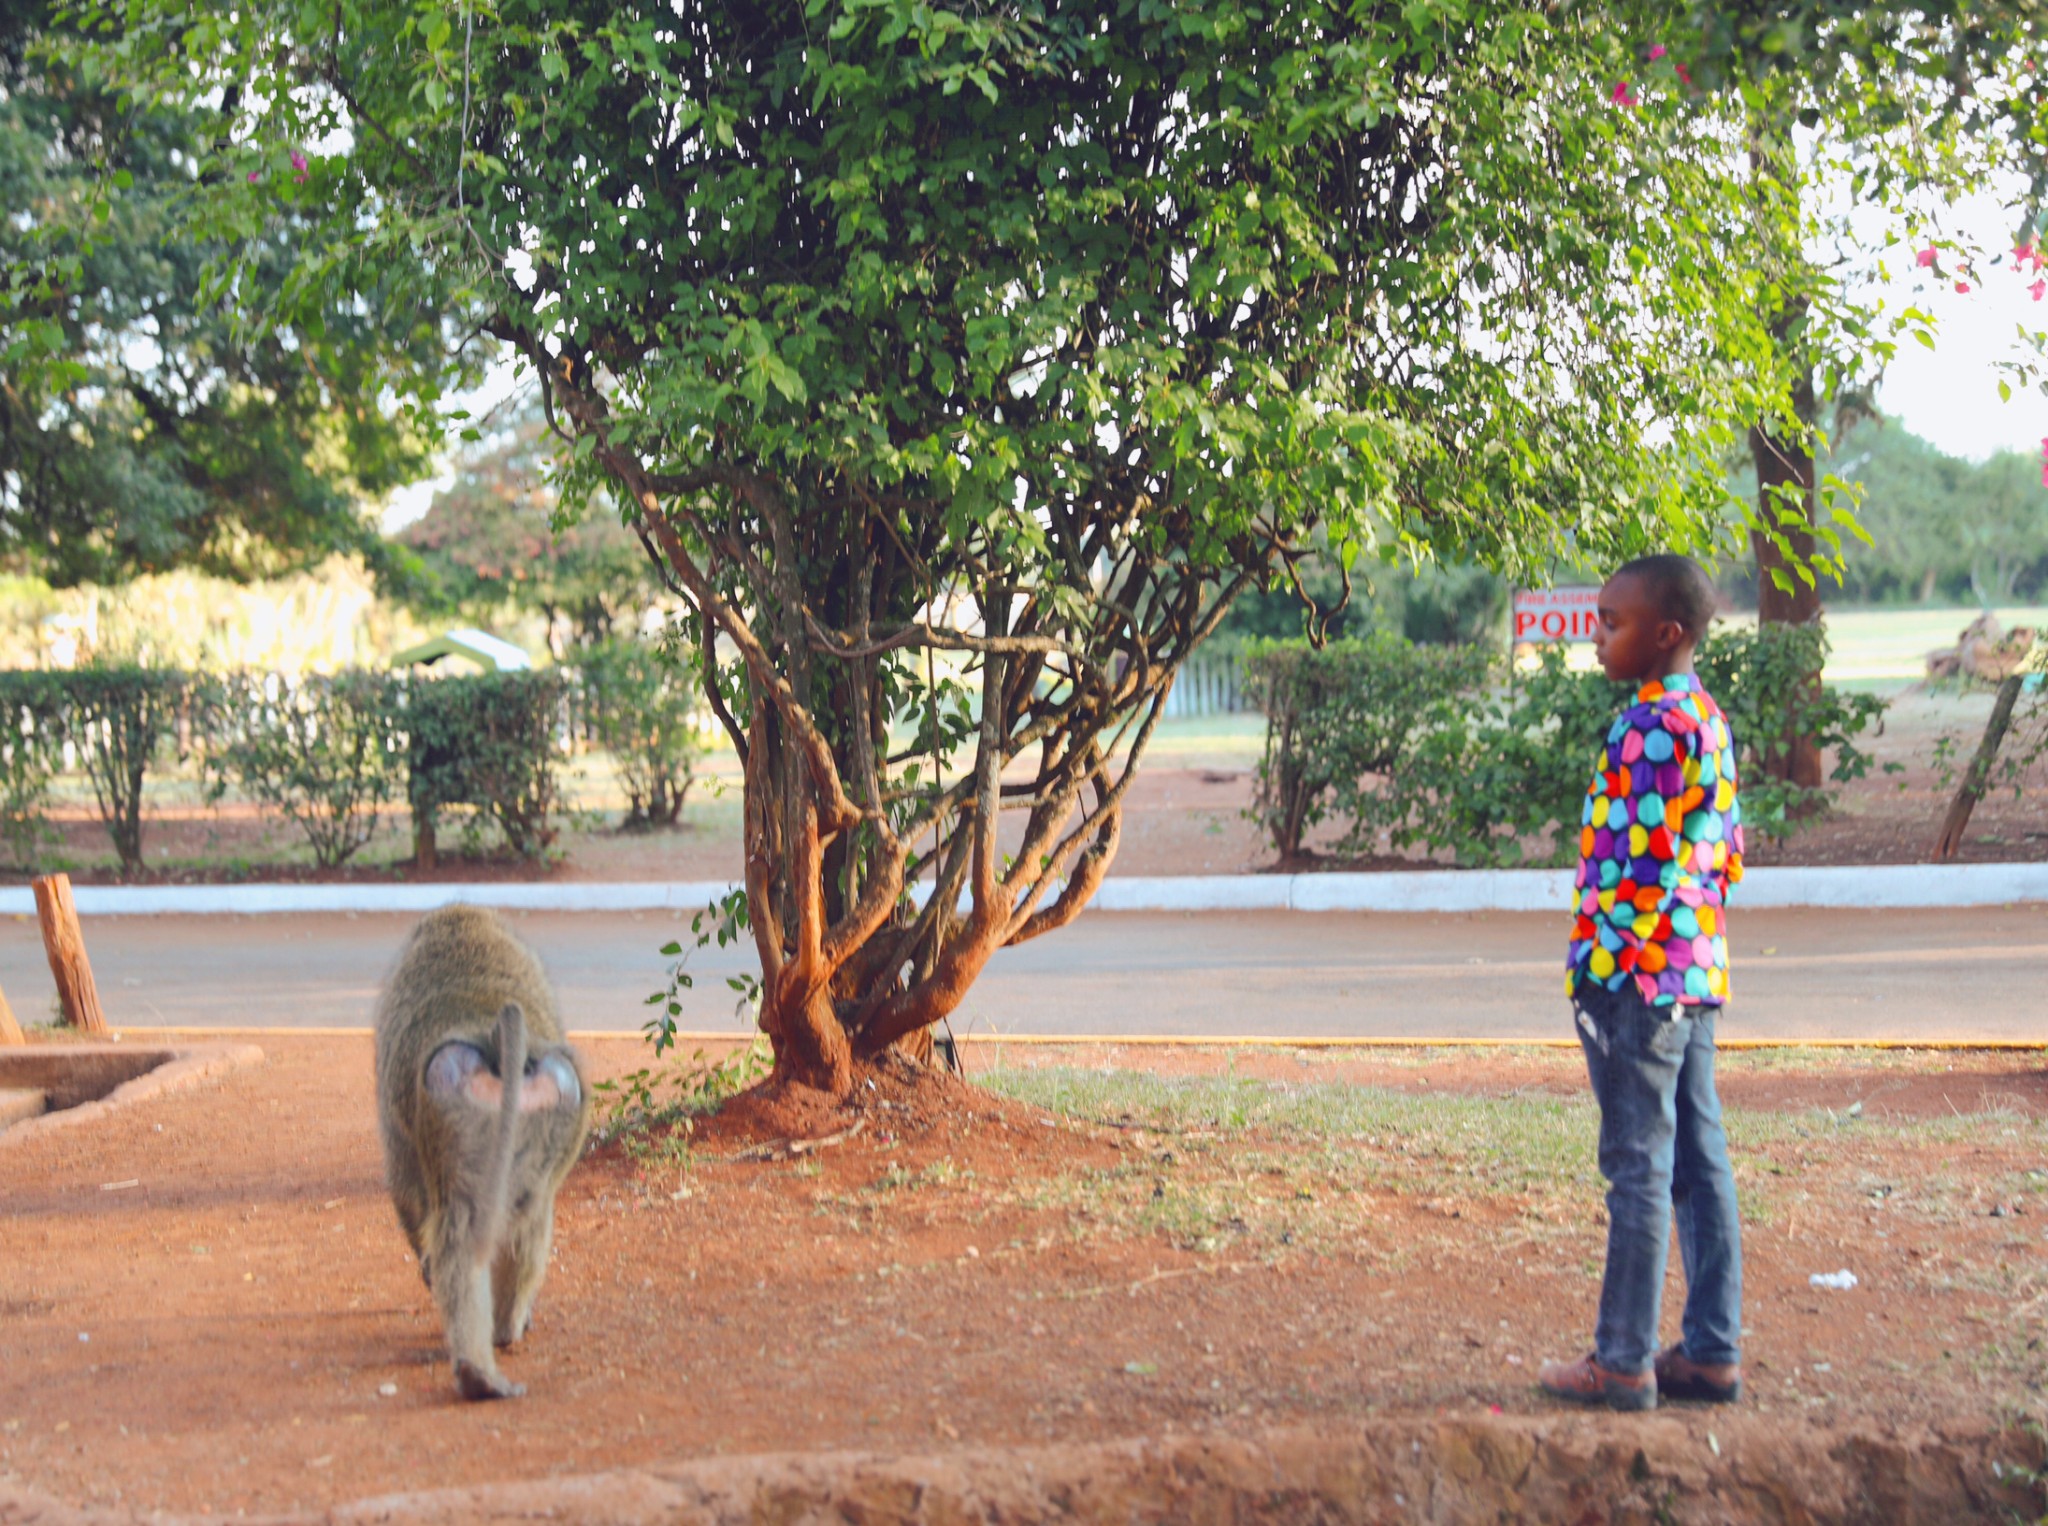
454, 1358, 525, 1401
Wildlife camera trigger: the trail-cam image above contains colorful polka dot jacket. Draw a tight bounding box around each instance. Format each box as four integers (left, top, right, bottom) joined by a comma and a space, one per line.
1568, 673, 1745, 1008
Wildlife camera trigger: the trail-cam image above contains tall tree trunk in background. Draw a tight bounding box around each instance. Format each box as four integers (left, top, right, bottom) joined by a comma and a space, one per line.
1746, 320, 1826, 790
1747, 108, 1827, 792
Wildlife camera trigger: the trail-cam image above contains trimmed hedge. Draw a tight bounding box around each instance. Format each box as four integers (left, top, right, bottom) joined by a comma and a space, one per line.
568, 637, 705, 830
211, 671, 404, 867
1243, 633, 1491, 860
401, 670, 568, 863
58, 666, 197, 873
1248, 623, 1886, 868
0, 663, 653, 873
0, 671, 66, 869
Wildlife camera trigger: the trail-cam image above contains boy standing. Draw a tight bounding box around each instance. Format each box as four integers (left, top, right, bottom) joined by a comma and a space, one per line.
1537, 554, 1745, 1411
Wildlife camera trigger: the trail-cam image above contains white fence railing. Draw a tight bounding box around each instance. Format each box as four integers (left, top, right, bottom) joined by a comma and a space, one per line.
1162, 649, 1250, 719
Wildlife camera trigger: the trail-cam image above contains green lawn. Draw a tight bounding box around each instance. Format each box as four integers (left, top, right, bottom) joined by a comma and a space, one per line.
1811, 605, 2048, 684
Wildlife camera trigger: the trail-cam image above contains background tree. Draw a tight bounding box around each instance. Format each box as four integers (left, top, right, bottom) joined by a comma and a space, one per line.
84, 0, 1801, 1096
394, 408, 661, 656
1678, 3, 2048, 783
0, 2, 438, 586
1723, 418, 2048, 607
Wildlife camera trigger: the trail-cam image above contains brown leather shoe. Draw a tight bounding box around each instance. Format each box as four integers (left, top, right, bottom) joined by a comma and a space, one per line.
1654, 1342, 1741, 1403
1537, 1352, 1656, 1411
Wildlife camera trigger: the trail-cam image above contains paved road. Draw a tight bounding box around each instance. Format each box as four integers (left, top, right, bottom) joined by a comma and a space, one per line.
2, 903, 2042, 1043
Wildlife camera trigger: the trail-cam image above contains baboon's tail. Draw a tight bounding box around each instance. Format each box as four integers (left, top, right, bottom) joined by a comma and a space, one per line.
475, 1002, 527, 1264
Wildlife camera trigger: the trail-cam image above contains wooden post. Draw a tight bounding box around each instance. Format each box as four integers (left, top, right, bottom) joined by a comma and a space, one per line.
32, 873, 109, 1037
1931, 674, 2025, 863
0, 980, 22, 1045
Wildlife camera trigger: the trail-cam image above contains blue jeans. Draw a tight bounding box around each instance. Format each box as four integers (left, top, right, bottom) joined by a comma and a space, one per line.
1572, 982, 1743, 1376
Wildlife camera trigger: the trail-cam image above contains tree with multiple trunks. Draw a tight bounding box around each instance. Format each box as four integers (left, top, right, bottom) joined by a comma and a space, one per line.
76, 0, 1799, 1095
0, 4, 439, 587
1669, 3, 2048, 785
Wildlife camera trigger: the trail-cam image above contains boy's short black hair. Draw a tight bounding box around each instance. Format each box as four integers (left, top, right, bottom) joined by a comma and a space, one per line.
1613, 554, 1717, 638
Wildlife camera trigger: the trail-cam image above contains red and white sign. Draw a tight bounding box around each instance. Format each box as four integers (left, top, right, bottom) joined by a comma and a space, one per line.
1512, 587, 1600, 644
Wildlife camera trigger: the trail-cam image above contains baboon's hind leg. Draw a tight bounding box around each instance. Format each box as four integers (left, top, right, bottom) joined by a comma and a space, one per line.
431, 1212, 523, 1401
494, 1203, 555, 1349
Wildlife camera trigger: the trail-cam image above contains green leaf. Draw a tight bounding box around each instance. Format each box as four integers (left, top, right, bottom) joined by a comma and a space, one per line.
764, 355, 807, 404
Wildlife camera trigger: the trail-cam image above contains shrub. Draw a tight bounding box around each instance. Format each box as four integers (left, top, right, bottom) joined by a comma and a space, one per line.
212, 671, 404, 867
570, 636, 705, 830
399, 670, 567, 861
1243, 632, 1493, 860
1374, 648, 1630, 867
49, 665, 195, 874
0, 671, 66, 869
1247, 621, 1887, 867
1694, 622, 1887, 840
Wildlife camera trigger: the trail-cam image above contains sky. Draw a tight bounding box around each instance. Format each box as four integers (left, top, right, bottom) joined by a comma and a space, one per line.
1867, 251, 2047, 464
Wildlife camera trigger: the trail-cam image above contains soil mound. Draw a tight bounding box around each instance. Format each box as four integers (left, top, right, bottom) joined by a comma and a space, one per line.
2, 1416, 2036, 1525
679, 1050, 1040, 1152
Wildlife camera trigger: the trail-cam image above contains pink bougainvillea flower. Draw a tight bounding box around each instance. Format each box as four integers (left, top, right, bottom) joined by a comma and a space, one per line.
290, 150, 308, 183
1610, 80, 1638, 107
246, 170, 260, 183
1955, 280, 1972, 294
1675, 62, 1692, 85
1916, 246, 1938, 267
2032, 278, 2047, 302
1648, 43, 1667, 60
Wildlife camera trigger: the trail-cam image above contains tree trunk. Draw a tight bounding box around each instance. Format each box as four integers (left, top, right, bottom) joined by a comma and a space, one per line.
580, 435, 1183, 1103
0, 979, 24, 1045
34, 873, 109, 1035
1747, 312, 1825, 792
1930, 674, 2023, 861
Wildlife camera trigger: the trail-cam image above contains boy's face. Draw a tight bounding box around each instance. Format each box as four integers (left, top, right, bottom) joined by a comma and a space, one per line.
1593, 572, 1691, 683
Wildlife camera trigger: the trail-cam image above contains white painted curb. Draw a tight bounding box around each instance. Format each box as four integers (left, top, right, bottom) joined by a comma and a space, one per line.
0, 881, 741, 918
1, 863, 2045, 917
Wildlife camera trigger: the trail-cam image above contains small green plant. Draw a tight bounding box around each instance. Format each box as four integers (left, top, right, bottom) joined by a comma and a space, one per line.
1988, 1417, 2048, 1524
644, 887, 761, 1056
1930, 658, 2048, 816
873, 1159, 916, 1192
593, 1035, 774, 1143
597, 889, 773, 1147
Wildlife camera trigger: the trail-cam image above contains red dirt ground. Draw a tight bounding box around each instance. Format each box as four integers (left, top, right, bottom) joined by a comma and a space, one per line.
3, 1035, 2046, 1519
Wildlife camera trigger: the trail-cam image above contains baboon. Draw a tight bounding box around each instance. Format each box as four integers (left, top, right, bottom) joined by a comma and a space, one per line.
373, 904, 590, 1400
